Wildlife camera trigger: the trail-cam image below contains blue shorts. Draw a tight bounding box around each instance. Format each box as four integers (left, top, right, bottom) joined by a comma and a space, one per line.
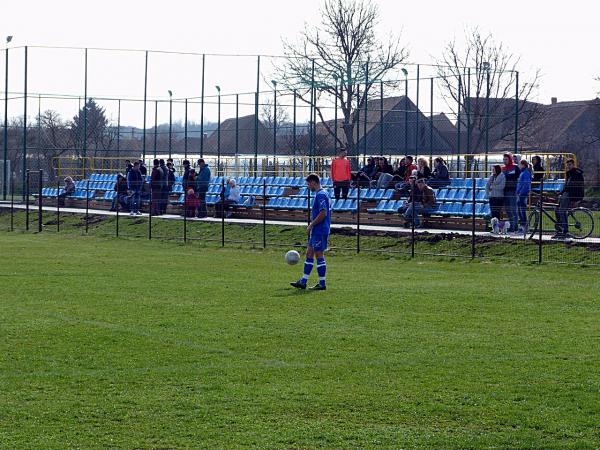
308, 232, 328, 252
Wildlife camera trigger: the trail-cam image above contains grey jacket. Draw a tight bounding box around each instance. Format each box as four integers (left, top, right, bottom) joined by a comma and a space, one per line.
486, 173, 506, 198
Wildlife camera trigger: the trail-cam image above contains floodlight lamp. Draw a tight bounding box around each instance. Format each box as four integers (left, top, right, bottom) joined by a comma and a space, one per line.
168, 90, 173, 97
6, 36, 13, 44
482, 62, 491, 71
401, 68, 408, 76
215, 85, 221, 92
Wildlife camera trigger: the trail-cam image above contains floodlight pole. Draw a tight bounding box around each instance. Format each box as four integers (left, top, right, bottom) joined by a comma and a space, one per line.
153, 100, 158, 159
485, 64, 491, 172
429, 77, 434, 160
21, 46, 28, 199
456, 75, 462, 177
514, 70, 519, 155
403, 69, 408, 157
333, 75, 338, 155
253, 55, 260, 173
3, 48, 8, 201
379, 79, 384, 156
216, 86, 221, 172
142, 50, 148, 159
184, 98, 188, 158
82, 48, 87, 179
235, 94, 239, 156
116, 99, 121, 157
200, 54, 205, 158
168, 91, 173, 159
415, 64, 420, 160
272, 80, 277, 158
363, 62, 369, 163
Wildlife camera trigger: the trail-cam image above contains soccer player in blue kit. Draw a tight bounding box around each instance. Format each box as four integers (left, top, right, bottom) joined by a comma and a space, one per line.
291, 173, 331, 291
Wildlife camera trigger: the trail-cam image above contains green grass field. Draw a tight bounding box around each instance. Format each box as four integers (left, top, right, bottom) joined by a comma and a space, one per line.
1, 229, 600, 448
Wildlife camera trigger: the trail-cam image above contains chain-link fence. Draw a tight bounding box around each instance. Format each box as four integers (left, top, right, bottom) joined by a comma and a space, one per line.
3, 169, 599, 266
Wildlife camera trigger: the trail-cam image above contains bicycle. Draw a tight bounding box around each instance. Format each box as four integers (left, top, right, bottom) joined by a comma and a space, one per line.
527, 191, 595, 240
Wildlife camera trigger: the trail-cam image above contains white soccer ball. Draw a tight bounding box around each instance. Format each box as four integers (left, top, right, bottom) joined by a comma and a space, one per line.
285, 250, 301, 265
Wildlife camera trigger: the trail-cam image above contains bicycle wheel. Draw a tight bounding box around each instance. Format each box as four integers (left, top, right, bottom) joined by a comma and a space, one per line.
527, 209, 540, 240
567, 208, 594, 239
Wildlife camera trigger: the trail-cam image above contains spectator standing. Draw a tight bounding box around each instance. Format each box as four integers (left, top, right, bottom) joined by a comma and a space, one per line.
486, 165, 506, 222
138, 159, 147, 177
331, 149, 352, 200
126, 161, 143, 215
554, 159, 585, 239
150, 159, 163, 215
159, 159, 169, 214
182, 160, 191, 189
429, 157, 451, 188
196, 159, 211, 218
165, 161, 176, 214
124, 160, 133, 175
502, 152, 520, 232
516, 160, 532, 233
531, 155, 545, 187
403, 178, 436, 227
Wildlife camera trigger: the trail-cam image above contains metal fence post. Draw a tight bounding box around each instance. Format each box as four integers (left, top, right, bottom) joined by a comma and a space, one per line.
85, 178, 89, 234
10, 175, 14, 231
115, 196, 119, 238
25, 170, 30, 231
356, 186, 360, 254
221, 179, 225, 247
538, 177, 544, 264
263, 180, 267, 248
410, 185, 415, 258
38, 170, 43, 233
183, 187, 187, 243
148, 186, 152, 240
471, 175, 476, 258
56, 178, 60, 232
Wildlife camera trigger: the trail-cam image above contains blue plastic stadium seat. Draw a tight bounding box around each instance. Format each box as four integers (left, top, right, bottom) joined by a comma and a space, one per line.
435, 202, 452, 216
476, 190, 487, 202
453, 189, 467, 201
460, 203, 474, 216
436, 189, 449, 201
450, 178, 464, 188
476, 178, 487, 189
464, 178, 474, 189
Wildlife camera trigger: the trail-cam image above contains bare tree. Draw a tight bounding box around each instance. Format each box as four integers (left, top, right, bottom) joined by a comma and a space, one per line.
436, 27, 540, 153
260, 98, 291, 130
277, 0, 408, 157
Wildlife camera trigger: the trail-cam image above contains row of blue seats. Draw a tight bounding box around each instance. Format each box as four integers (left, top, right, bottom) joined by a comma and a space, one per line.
367, 200, 492, 218
265, 197, 359, 212
448, 177, 564, 192
173, 194, 256, 208
437, 188, 488, 202
294, 187, 395, 201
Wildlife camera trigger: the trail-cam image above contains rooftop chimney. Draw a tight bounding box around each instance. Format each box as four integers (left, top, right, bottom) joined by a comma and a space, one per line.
551, 97, 558, 105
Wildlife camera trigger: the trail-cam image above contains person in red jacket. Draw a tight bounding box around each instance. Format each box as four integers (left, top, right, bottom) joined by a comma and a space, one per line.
331, 149, 352, 200
184, 189, 200, 218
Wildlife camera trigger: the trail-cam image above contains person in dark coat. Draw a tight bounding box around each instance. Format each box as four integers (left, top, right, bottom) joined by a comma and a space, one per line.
429, 157, 451, 188
196, 159, 211, 218
126, 162, 143, 215
554, 159, 585, 238
150, 159, 163, 216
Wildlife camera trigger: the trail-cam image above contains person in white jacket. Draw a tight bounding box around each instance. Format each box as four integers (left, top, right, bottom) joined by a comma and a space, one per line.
486, 165, 506, 222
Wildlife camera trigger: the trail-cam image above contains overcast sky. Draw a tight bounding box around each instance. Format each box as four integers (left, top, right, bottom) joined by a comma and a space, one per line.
1, 0, 599, 126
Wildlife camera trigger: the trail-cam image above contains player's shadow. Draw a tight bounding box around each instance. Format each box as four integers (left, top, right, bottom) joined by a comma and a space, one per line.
272, 288, 314, 298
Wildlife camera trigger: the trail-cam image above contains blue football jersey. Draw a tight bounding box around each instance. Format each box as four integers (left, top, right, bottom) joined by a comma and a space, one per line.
311, 189, 331, 235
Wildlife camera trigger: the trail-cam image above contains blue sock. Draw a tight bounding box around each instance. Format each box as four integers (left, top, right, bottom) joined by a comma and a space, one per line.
316, 257, 326, 287
301, 258, 314, 284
